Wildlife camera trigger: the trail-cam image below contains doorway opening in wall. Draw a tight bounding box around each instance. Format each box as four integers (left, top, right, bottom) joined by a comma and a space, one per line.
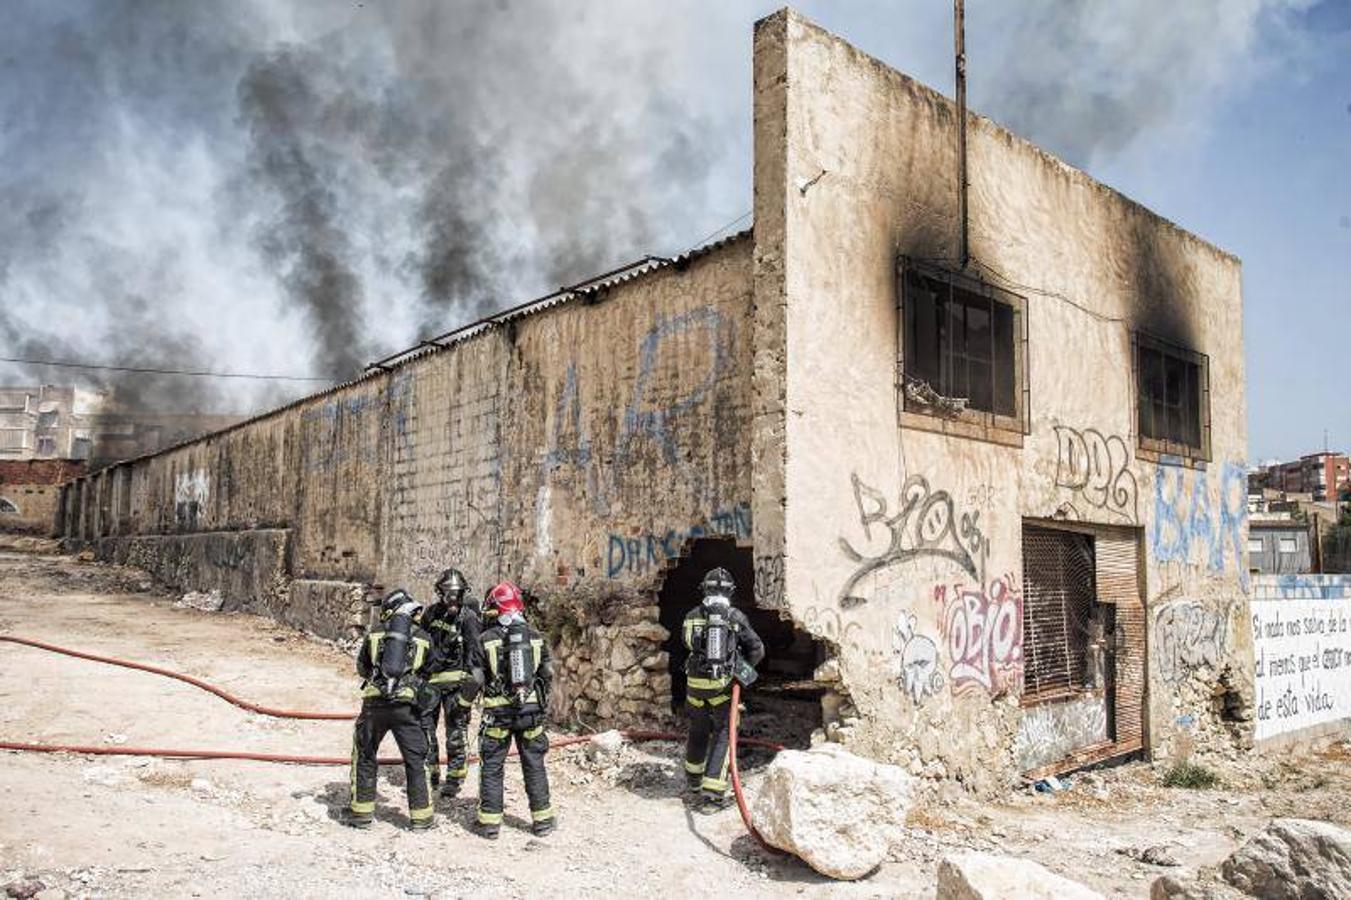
1019, 522, 1146, 778
656, 537, 825, 750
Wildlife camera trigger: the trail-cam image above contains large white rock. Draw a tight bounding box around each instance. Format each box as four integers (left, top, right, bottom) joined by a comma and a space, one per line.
750, 743, 915, 880
1220, 818, 1351, 899
936, 852, 1105, 900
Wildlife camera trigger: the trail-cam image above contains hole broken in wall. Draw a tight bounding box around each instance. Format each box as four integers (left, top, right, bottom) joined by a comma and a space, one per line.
656, 537, 825, 749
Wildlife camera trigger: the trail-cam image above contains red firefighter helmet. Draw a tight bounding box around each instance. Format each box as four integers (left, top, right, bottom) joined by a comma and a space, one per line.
486, 581, 525, 617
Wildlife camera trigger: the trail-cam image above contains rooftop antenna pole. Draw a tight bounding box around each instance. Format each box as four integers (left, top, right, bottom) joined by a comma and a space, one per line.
955, 0, 969, 270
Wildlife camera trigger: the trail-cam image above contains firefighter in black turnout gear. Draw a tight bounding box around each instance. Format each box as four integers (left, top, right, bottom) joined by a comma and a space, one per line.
683, 567, 765, 812
464, 581, 555, 839
418, 568, 480, 797
347, 589, 437, 830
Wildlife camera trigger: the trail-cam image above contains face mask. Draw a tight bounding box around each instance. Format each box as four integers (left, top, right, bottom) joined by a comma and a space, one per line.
704, 594, 731, 608
497, 611, 523, 627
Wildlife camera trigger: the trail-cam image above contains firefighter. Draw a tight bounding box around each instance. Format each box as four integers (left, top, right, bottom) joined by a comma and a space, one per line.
418, 568, 480, 798
463, 581, 555, 839
346, 588, 437, 830
682, 567, 765, 812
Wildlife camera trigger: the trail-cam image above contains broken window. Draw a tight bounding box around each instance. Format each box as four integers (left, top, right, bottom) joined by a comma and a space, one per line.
1021, 525, 1097, 701
0, 497, 18, 514
900, 264, 1023, 425
1135, 335, 1209, 458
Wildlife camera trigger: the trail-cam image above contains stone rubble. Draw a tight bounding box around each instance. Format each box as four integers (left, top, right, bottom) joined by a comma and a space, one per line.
751, 743, 915, 880
935, 852, 1105, 900
1220, 818, 1351, 900
175, 589, 225, 612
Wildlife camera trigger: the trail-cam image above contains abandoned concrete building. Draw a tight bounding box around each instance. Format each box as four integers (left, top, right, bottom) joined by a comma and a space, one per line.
58, 11, 1256, 790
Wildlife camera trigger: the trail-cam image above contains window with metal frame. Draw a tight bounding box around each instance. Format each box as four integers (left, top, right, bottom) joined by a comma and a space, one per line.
899, 262, 1027, 434
1021, 525, 1096, 702
1134, 334, 1210, 459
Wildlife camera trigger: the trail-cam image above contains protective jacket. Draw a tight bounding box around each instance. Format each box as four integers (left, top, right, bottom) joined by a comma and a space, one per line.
468, 618, 552, 713
466, 616, 555, 831
419, 601, 481, 687
682, 605, 765, 705
356, 618, 435, 703
682, 603, 765, 801
417, 601, 481, 787
349, 614, 436, 825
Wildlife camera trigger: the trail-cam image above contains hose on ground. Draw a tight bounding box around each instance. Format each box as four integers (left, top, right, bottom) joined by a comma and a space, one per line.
729, 679, 779, 853
0, 634, 784, 772
0, 634, 355, 720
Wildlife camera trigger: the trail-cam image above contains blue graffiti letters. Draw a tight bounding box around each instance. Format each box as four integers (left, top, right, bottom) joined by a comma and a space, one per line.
1151, 459, 1247, 583
605, 502, 751, 578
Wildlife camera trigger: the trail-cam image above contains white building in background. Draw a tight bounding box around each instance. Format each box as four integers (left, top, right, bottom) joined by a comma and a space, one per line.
0, 385, 97, 460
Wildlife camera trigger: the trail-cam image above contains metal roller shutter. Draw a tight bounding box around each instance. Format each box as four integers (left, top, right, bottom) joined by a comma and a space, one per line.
1021, 525, 1095, 702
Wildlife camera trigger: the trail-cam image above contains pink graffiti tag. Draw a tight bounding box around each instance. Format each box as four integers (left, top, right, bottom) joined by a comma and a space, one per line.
935, 574, 1024, 697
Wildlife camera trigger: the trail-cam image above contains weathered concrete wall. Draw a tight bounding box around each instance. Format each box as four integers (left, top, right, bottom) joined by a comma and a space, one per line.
62, 236, 754, 724
99, 529, 291, 617
1252, 574, 1351, 743
755, 10, 1249, 789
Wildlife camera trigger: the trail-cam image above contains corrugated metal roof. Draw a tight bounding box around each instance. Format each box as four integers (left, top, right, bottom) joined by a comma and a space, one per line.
83, 228, 752, 475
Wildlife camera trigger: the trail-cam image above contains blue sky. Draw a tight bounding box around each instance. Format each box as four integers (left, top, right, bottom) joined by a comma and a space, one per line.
0, 1, 1345, 463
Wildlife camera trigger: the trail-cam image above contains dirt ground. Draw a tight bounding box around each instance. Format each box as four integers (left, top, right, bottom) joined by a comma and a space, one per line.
1, 544, 1348, 899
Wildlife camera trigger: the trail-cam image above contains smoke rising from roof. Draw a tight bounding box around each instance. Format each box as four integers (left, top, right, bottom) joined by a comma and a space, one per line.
972, 0, 1316, 169
0, 0, 742, 410
0, 1, 1330, 416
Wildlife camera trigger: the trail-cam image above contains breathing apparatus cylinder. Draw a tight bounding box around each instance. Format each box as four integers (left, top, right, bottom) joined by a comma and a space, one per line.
378, 595, 419, 696
700, 592, 734, 680
505, 624, 536, 705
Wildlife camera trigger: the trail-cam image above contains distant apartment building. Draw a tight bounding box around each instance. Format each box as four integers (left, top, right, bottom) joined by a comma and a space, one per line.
0, 385, 89, 459
1258, 452, 1350, 502
0, 384, 242, 467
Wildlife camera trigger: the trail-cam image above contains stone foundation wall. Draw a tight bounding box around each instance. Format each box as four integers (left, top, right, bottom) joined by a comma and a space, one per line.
549, 603, 675, 727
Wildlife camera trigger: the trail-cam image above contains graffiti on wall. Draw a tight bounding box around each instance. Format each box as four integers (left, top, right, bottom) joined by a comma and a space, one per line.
1256, 575, 1351, 601
754, 554, 785, 607
620, 307, 730, 464
800, 604, 864, 648
302, 371, 413, 474
1014, 694, 1109, 771
1252, 579, 1351, 740
1154, 600, 1228, 684
605, 502, 751, 578
838, 473, 988, 608
537, 306, 734, 548
174, 469, 209, 528
934, 573, 1024, 697
1151, 459, 1248, 586
892, 611, 943, 705
1053, 426, 1139, 524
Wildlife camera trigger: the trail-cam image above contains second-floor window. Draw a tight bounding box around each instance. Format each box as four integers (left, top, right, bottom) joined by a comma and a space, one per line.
1135, 334, 1210, 459
900, 263, 1025, 432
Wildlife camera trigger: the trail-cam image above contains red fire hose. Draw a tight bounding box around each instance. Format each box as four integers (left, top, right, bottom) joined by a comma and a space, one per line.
0, 634, 354, 720
0, 632, 784, 843
729, 680, 778, 853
